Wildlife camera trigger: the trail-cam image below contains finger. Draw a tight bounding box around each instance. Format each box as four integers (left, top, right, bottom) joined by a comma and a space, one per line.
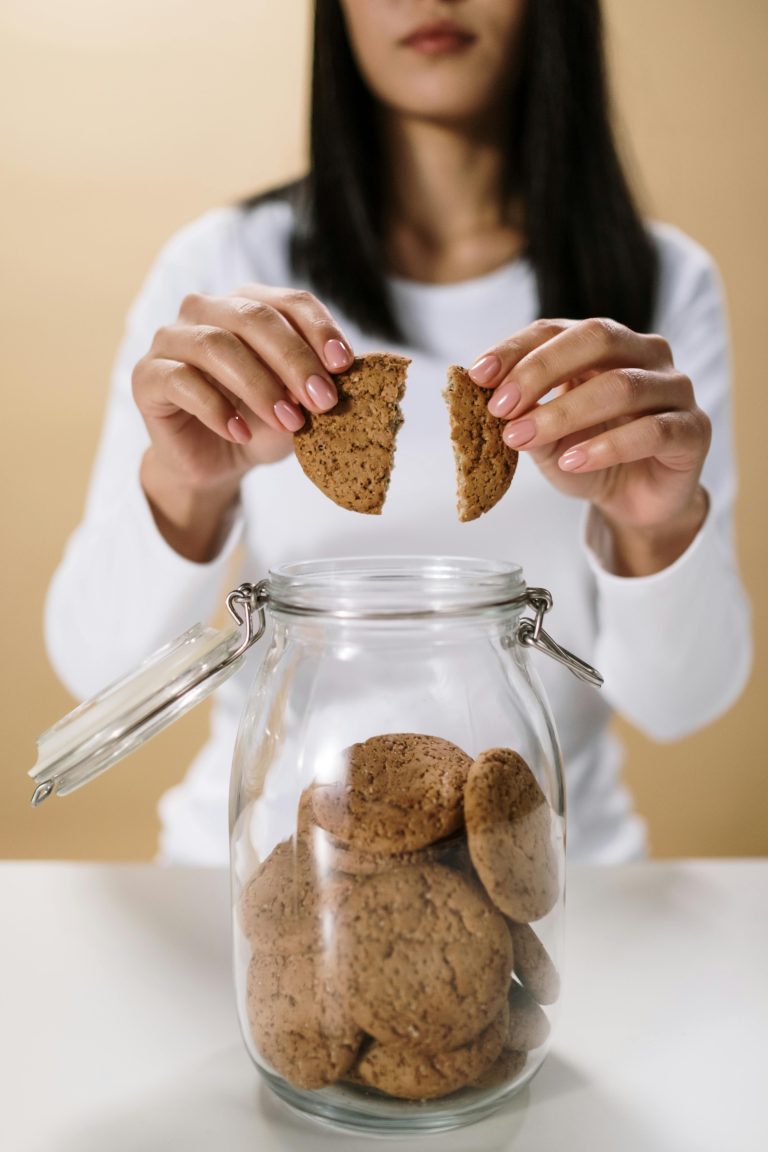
134, 358, 254, 443
236, 284, 355, 373
501, 369, 695, 451
555, 409, 712, 474
478, 318, 672, 419
468, 317, 572, 388
179, 293, 339, 413
151, 322, 304, 432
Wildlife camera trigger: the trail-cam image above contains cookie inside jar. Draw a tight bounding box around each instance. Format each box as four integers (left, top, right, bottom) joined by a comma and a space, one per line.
237, 732, 561, 1103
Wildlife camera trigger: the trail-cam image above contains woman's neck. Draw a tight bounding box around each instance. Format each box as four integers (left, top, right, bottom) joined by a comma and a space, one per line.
381, 112, 523, 284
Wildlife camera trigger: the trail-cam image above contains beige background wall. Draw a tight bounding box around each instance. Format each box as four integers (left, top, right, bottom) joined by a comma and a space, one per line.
1, 1, 765, 860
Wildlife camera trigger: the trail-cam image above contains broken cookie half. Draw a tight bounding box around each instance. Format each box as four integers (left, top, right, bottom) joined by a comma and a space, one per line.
295, 355, 515, 520
443, 364, 518, 523
294, 353, 410, 515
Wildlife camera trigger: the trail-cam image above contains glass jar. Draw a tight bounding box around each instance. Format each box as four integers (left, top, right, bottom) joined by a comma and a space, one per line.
229, 556, 601, 1134
29, 554, 601, 1136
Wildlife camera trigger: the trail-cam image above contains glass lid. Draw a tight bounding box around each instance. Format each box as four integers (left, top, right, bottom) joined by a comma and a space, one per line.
28, 584, 267, 805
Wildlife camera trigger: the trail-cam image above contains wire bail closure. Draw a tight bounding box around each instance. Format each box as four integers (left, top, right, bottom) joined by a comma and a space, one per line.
233, 577, 603, 689
517, 588, 604, 687
225, 581, 270, 660
28, 570, 602, 812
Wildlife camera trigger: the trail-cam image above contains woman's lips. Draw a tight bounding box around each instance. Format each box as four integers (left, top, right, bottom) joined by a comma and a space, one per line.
400, 22, 476, 56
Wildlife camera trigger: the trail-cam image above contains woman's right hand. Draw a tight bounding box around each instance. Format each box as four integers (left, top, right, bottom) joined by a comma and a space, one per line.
131, 286, 354, 561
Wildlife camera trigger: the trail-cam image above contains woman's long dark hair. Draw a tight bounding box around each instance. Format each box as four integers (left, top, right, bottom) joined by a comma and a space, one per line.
251, 0, 657, 341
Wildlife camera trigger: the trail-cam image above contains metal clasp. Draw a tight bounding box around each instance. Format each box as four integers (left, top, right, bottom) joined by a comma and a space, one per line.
517, 587, 604, 688
225, 581, 270, 660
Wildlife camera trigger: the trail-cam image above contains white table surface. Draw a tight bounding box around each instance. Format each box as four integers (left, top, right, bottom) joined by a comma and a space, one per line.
1, 860, 765, 1152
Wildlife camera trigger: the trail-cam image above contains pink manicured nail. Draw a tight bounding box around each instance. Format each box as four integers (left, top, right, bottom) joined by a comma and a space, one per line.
306, 375, 338, 410
227, 414, 252, 443
274, 400, 305, 432
324, 338, 353, 371
488, 382, 521, 418
559, 447, 588, 471
468, 354, 502, 385
503, 420, 536, 448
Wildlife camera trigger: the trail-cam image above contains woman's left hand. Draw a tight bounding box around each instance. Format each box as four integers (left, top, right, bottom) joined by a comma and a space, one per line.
469, 318, 712, 575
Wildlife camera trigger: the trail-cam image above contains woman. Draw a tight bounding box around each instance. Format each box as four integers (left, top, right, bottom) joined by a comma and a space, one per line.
46, 0, 751, 864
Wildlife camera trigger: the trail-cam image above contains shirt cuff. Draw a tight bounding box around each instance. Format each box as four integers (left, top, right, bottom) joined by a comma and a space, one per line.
581, 498, 713, 593
125, 476, 244, 584
104, 477, 246, 649
580, 498, 751, 740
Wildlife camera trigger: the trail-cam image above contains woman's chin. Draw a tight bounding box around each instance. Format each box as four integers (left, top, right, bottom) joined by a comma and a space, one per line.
383, 87, 507, 132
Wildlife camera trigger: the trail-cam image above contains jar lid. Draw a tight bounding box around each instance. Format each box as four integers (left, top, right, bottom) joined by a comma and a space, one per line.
29, 584, 267, 806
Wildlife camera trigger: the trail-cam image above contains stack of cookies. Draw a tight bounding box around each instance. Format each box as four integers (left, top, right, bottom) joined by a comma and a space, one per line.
239, 733, 560, 1102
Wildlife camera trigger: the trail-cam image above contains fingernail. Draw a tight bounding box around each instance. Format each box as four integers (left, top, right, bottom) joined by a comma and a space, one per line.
274, 400, 305, 432
468, 354, 501, 385
559, 447, 588, 471
227, 414, 252, 443
306, 374, 338, 410
503, 419, 536, 448
324, 339, 353, 371
488, 382, 521, 418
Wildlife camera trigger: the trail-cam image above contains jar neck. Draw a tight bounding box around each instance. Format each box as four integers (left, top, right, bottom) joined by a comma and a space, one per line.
264, 556, 527, 624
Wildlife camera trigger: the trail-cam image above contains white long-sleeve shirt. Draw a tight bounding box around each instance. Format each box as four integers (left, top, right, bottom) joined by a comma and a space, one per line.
45, 201, 752, 865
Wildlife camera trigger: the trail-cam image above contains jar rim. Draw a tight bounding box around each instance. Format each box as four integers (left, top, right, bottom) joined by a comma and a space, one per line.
265, 555, 527, 619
